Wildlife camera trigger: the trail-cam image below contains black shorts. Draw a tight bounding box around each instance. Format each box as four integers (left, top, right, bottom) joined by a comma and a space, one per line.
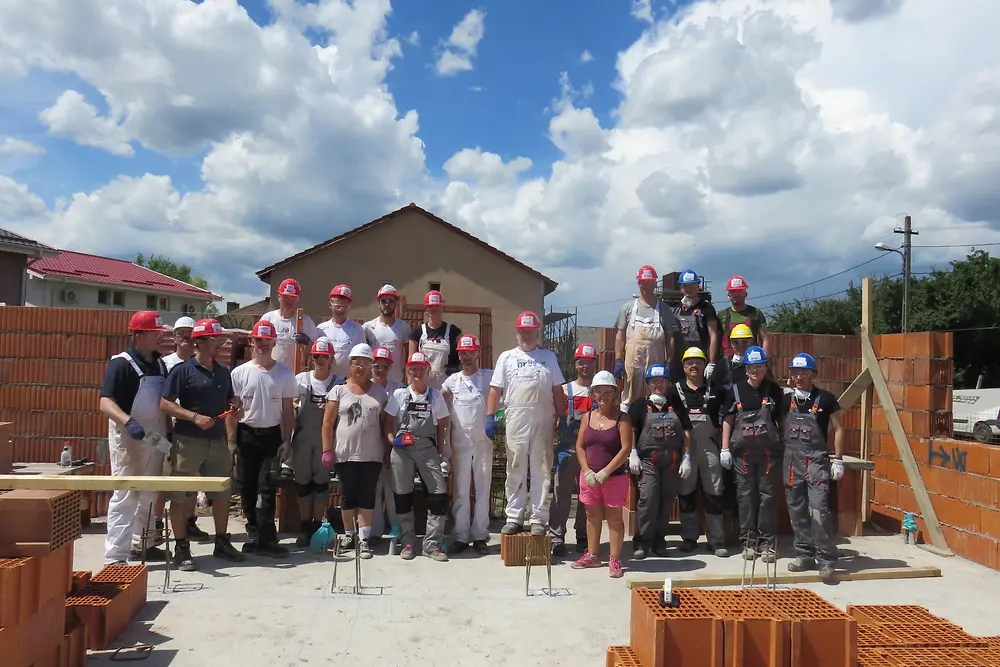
336, 461, 383, 510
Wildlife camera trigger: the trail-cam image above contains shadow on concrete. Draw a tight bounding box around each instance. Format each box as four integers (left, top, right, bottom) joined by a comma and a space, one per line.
89, 648, 180, 666
624, 558, 708, 575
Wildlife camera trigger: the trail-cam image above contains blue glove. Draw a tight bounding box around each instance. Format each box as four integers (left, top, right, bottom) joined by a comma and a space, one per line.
293, 332, 311, 345
125, 418, 145, 441
613, 359, 625, 379
485, 414, 497, 440
392, 433, 413, 447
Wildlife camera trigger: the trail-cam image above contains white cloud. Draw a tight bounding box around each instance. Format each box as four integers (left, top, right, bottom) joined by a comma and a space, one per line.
0, 175, 47, 219
406, 31, 420, 46
580, 50, 595, 64
0, 137, 44, 155
39, 90, 134, 157
435, 9, 485, 76
632, 0, 654, 24
443, 148, 532, 186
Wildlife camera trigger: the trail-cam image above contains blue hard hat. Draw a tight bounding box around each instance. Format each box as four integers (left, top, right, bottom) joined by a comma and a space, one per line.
789, 353, 817, 371
743, 346, 768, 365
645, 364, 669, 381
678, 270, 699, 285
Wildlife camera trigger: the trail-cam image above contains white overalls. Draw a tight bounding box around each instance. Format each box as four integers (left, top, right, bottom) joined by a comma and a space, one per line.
504, 357, 556, 526
622, 300, 665, 411
105, 353, 167, 563
450, 370, 493, 544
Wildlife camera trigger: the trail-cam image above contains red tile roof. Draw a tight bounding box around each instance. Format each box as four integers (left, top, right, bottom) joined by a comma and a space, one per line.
29, 250, 221, 300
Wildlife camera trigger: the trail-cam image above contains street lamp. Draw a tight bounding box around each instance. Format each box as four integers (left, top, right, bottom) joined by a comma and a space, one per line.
875, 242, 909, 333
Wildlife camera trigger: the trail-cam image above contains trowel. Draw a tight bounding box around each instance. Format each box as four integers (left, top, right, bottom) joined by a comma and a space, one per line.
142, 430, 172, 455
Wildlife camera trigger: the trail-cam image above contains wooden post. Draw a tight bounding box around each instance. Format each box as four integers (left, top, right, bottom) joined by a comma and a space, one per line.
860, 277, 874, 522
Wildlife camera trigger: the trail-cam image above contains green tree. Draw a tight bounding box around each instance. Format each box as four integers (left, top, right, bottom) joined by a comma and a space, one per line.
767, 250, 1000, 388
135, 253, 219, 315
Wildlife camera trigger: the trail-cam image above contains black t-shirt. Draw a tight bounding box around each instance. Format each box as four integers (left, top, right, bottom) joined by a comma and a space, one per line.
409, 322, 462, 374
674, 299, 718, 351
722, 377, 784, 421
675, 380, 723, 429
162, 357, 234, 440
100, 347, 165, 415
627, 387, 693, 439
778, 387, 841, 439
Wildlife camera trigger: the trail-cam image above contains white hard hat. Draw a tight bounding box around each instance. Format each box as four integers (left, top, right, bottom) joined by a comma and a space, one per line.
349, 343, 374, 360
591, 370, 617, 389
173, 316, 196, 330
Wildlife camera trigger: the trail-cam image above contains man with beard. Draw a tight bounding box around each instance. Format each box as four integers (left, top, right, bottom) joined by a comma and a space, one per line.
363, 284, 411, 386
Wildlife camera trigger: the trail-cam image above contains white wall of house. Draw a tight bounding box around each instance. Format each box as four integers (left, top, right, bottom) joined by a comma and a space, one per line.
25, 275, 213, 318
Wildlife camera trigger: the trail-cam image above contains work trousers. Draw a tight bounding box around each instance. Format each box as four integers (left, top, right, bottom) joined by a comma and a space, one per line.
391, 442, 447, 553
784, 448, 838, 565
734, 452, 780, 549
371, 463, 399, 538
237, 424, 282, 545
549, 448, 587, 545
677, 433, 726, 547
635, 453, 680, 549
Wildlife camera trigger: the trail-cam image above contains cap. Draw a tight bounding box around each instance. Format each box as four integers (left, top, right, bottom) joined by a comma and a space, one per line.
349, 343, 373, 359
311, 337, 335, 355
250, 320, 277, 339
191, 318, 225, 338
636, 265, 658, 282
407, 352, 432, 367
574, 343, 597, 359
377, 284, 399, 299
129, 311, 168, 332
516, 311, 541, 329
457, 334, 481, 351
373, 346, 393, 363
424, 290, 444, 306
591, 370, 617, 388
329, 284, 353, 301
278, 278, 301, 297
172, 316, 196, 330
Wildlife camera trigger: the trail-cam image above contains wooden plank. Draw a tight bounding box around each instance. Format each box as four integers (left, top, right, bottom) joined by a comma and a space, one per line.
838, 368, 872, 411
861, 327, 950, 553
625, 565, 941, 589
843, 455, 874, 471
860, 277, 874, 522
0, 475, 230, 492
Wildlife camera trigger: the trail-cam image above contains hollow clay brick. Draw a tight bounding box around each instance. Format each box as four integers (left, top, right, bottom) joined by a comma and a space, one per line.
630, 588, 724, 667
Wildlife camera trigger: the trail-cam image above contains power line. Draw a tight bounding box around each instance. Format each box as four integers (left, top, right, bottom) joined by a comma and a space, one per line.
753, 255, 890, 300
913, 242, 1000, 248
759, 287, 851, 311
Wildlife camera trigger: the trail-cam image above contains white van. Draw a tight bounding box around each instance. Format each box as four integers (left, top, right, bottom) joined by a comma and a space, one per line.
952, 388, 1000, 443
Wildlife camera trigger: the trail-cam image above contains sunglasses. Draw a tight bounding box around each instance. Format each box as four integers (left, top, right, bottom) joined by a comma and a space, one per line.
379, 298, 397, 305
746, 364, 767, 373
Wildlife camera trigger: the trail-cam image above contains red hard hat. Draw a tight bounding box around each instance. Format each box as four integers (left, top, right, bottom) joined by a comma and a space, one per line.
727, 275, 748, 292
329, 284, 353, 301
376, 284, 398, 299
636, 265, 658, 282
277, 278, 301, 297
516, 311, 541, 329
574, 343, 597, 359
250, 320, 277, 340
191, 318, 225, 339
424, 290, 444, 307
128, 311, 168, 332
373, 346, 393, 363
457, 334, 481, 351
311, 338, 334, 356
406, 352, 432, 367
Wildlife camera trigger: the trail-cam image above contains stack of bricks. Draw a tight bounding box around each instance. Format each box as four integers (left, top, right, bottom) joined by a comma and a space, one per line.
499, 532, 553, 566
67, 564, 148, 651
867, 332, 1000, 570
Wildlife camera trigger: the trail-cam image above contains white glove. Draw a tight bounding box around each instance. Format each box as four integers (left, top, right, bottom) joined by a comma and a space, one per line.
629, 450, 642, 475
440, 459, 450, 476
595, 469, 610, 485
720, 449, 733, 470
831, 458, 845, 481
584, 470, 599, 488
704, 362, 716, 380
679, 453, 692, 479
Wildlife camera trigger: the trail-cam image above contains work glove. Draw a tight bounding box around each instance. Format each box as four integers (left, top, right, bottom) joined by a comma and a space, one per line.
485, 414, 498, 440
831, 458, 845, 481
125, 418, 145, 441
393, 433, 414, 447
613, 359, 625, 380
720, 449, 733, 470
293, 332, 311, 345
595, 469, 610, 485
321, 450, 336, 471
440, 459, 450, 476
704, 362, 716, 380
584, 470, 599, 488
679, 453, 692, 479
628, 450, 642, 475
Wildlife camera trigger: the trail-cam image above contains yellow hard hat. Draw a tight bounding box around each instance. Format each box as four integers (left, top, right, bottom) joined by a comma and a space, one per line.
729, 324, 754, 340
682, 347, 707, 362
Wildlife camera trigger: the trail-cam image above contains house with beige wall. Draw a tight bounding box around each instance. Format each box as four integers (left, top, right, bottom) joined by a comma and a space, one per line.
255, 204, 558, 363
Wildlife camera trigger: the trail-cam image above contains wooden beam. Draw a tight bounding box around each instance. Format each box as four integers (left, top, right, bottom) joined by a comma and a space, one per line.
625, 565, 941, 589
0, 475, 230, 492
843, 455, 874, 471
860, 277, 874, 522
860, 328, 950, 553
838, 368, 872, 411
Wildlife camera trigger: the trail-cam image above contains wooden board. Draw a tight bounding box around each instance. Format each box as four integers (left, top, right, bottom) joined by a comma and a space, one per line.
860, 328, 949, 553
843, 455, 874, 471
859, 277, 874, 522
0, 475, 230, 492
838, 368, 872, 411
625, 565, 942, 589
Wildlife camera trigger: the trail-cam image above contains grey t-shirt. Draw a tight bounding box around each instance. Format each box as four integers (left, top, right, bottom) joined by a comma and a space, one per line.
614, 299, 680, 334
326, 383, 389, 463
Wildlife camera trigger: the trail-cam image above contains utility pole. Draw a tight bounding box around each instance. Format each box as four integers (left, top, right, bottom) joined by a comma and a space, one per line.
894, 215, 918, 333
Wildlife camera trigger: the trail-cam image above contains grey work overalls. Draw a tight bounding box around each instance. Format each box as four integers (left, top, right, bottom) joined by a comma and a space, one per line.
390, 387, 447, 553
783, 390, 838, 565
675, 382, 726, 548
291, 374, 336, 497
635, 402, 684, 549
550, 382, 588, 546
730, 382, 782, 548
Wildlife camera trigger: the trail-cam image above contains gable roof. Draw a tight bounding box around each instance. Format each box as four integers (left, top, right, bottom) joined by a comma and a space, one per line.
29, 249, 222, 300
217, 298, 270, 329
0, 228, 59, 258
256, 203, 558, 295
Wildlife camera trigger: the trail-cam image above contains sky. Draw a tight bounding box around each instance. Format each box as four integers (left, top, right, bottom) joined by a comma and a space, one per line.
2, 0, 1000, 325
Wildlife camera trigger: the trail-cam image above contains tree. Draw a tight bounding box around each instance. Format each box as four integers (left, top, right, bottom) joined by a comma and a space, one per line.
135, 253, 219, 315
767, 250, 1000, 388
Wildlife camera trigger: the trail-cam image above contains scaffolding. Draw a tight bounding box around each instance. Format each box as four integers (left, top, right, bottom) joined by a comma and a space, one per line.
543, 307, 578, 381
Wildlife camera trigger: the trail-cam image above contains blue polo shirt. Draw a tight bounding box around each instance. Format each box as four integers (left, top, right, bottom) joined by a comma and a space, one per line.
163, 357, 234, 440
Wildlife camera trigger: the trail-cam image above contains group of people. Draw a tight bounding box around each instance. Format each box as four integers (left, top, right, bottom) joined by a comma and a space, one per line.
98, 266, 846, 580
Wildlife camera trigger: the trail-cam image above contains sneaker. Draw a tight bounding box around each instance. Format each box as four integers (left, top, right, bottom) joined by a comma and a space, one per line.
571, 552, 602, 569
760, 550, 777, 564
256, 541, 290, 558
129, 545, 168, 562
424, 547, 449, 562
358, 540, 374, 560
609, 556, 624, 578
743, 547, 758, 561
818, 563, 835, 579
214, 534, 246, 562
529, 523, 546, 537
712, 546, 730, 558
173, 540, 196, 572
787, 556, 815, 572
551, 543, 567, 557
472, 539, 489, 555
278, 465, 294, 482
632, 547, 647, 561
187, 517, 211, 543
400, 545, 416, 560
678, 539, 697, 553
501, 522, 522, 535
450, 541, 469, 554
340, 533, 356, 551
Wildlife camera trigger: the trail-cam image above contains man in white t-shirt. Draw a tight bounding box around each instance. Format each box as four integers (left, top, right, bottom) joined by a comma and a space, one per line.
486, 312, 566, 536
363, 284, 411, 385
441, 334, 493, 555
318, 284, 367, 379
260, 278, 323, 372
228, 320, 299, 559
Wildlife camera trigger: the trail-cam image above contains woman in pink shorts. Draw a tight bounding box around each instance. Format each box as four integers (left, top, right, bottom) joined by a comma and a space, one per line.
572, 370, 635, 578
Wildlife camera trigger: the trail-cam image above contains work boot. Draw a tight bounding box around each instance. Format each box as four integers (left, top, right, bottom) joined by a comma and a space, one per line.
213, 534, 246, 562
710, 545, 730, 558
358, 540, 373, 560
632, 547, 647, 561
678, 539, 697, 553
472, 539, 489, 555
529, 523, 546, 537
173, 540, 195, 572
818, 563, 835, 579
256, 540, 290, 558
551, 542, 566, 557
760, 550, 777, 564
450, 541, 469, 554
187, 516, 211, 543
129, 545, 168, 562
501, 522, 522, 535
242, 526, 259, 554
742, 547, 758, 561
787, 556, 815, 572
424, 547, 449, 562
400, 545, 416, 560
652, 541, 669, 557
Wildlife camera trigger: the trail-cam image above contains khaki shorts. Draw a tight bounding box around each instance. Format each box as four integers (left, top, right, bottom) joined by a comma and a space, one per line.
169, 434, 233, 502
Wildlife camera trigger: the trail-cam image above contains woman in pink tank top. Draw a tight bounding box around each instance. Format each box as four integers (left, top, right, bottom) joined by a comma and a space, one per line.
572, 371, 635, 578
